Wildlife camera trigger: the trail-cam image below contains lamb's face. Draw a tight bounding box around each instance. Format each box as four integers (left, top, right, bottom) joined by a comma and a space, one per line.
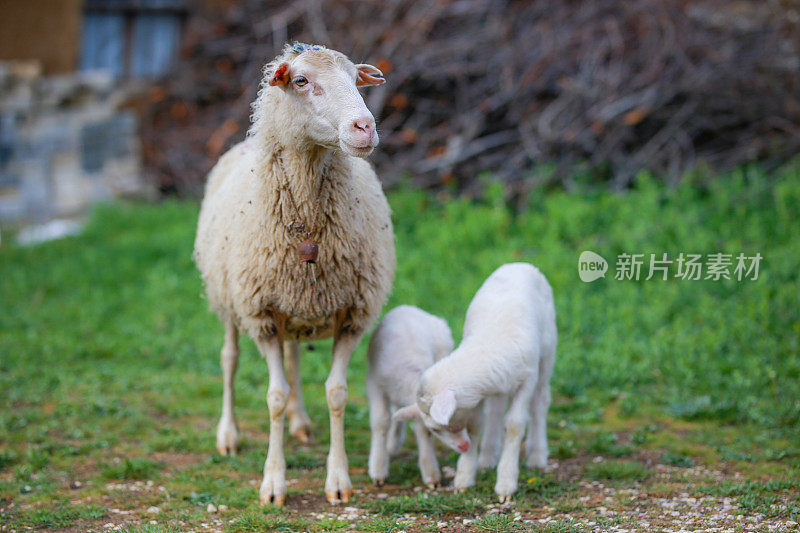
269, 51, 385, 157
393, 388, 472, 454
419, 411, 472, 453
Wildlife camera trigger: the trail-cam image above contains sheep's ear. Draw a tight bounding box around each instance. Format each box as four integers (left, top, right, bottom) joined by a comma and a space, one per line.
392, 404, 421, 421
356, 64, 385, 87
269, 62, 291, 87
429, 388, 457, 426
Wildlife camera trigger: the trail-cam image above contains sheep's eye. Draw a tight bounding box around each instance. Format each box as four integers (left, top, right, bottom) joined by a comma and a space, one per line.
294, 76, 308, 87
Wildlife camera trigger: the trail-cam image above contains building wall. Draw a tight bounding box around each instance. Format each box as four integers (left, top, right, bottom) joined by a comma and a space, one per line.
0, 0, 83, 74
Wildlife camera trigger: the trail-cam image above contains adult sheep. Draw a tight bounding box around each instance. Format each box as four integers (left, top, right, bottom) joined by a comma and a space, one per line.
193, 42, 395, 506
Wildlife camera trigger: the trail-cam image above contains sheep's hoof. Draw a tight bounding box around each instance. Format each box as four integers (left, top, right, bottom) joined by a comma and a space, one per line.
291, 426, 312, 444
454, 487, 468, 494
289, 413, 313, 444
497, 494, 512, 504
426, 481, 439, 490
373, 479, 385, 487
216, 444, 237, 456
216, 420, 239, 456
259, 468, 286, 507
325, 488, 352, 504
259, 492, 285, 507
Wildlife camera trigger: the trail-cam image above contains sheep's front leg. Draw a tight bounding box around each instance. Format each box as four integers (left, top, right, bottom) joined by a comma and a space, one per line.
454, 412, 482, 492
495, 379, 537, 503
284, 341, 312, 443
325, 331, 362, 503
367, 381, 390, 485
217, 322, 240, 455
412, 419, 441, 488
256, 336, 289, 506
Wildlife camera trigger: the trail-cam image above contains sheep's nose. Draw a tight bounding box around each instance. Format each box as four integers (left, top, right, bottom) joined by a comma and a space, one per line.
353, 117, 375, 134
457, 440, 470, 453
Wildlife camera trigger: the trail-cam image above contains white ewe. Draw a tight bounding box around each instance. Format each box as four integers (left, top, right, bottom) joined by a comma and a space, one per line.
193, 43, 395, 506
394, 263, 556, 502
366, 305, 454, 488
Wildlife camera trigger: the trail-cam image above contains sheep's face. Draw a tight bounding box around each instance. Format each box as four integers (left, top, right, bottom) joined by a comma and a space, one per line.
269, 51, 384, 157
393, 388, 472, 453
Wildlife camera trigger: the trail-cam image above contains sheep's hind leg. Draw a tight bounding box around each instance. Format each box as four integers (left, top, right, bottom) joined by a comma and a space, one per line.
256, 336, 289, 506
525, 349, 555, 468
284, 341, 312, 443
216, 321, 240, 455
324, 330, 362, 504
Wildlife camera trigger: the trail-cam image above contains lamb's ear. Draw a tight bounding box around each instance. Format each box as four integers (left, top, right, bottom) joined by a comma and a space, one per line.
269, 62, 291, 87
392, 404, 421, 421
429, 388, 457, 426
355, 64, 385, 87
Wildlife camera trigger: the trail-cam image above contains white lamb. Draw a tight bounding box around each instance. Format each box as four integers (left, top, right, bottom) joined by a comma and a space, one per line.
193, 43, 395, 506
366, 305, 454, 488
394, 262, 557, 502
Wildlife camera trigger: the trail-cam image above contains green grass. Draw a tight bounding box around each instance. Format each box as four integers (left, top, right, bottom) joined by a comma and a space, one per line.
225, 509, 307, 532
356, 517, 408, 532
1, 161, 799, 528
101, 457, 163, 480
473, 514, 525, 532
364, 491, 485, 516
11, 503, 106, 528
584, 460, 652, 481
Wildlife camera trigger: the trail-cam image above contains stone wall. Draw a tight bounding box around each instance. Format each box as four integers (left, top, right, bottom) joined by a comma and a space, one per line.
0, 62, 151, 224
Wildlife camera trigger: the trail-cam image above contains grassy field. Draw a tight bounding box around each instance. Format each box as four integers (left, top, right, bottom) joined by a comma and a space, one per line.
1, 163, 799, 532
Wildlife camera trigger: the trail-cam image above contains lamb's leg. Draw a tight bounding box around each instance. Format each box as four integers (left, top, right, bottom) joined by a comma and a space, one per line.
412, 419, 441, 489
216, 321, 240, 455
256, 336, 289, 506
477, 395, 506, 470
495, 377, 538, 503
385, 415, 406, 457
284, 341, 312, 443
324, 330, 362, 503
454, 412, 482, 492
367, 380, 390, 486
525, 352, 555, 468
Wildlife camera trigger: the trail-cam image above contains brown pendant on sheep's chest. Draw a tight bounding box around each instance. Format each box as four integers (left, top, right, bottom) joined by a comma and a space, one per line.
276, 153, 326, 267
298, 239, 318, 263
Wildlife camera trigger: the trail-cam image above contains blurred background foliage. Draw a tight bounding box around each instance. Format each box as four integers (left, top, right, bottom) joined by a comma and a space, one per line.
140, 0, 800, 196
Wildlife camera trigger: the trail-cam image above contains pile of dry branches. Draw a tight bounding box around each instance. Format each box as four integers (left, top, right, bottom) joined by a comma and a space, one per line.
140, 0, 800, 195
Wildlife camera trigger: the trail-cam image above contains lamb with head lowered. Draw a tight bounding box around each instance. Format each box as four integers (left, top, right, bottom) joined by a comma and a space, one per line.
366, 305, 454, 488
393, 262, 557, 502
194, 42, 395, 506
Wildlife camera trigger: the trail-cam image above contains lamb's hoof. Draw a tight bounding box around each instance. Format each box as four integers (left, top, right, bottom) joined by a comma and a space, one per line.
454, 487, 468, 494
325, 487, 353, 504
373, 478, 385, 487
216, 419, 239, 456
426, 481, 439, 490
495, 478, 516, 504
259, 469, 286, 507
